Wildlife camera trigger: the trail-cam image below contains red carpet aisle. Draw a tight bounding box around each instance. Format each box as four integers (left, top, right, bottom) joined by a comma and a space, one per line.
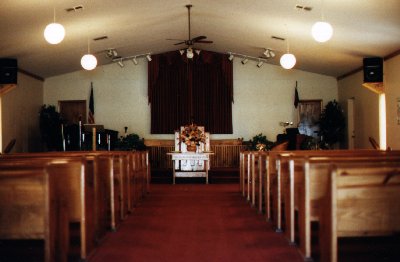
88, 184, 303, 262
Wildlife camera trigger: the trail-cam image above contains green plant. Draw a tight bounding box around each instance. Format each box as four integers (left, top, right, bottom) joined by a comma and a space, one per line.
247, 133, 274, 151
116, 133, 146, 151
318, 100, 345, 148
39, 105, 63, 151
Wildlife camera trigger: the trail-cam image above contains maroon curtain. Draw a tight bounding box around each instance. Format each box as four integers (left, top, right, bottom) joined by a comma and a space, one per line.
148, 50, 233, 134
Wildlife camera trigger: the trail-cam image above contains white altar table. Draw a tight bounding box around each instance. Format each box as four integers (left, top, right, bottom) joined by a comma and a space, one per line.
167, 152, 213, 184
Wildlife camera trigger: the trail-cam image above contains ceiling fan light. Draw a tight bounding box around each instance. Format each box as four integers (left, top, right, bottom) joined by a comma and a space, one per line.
195, 49, 201, 55
311, 21, 333, 42
179, 49, 185, 55
44, 23, 65, 44
280, 53, 296, 69
186, 48, 194, 59
81, 54, 97, 70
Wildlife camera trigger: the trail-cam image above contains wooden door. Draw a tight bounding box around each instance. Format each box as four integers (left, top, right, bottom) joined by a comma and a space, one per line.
59, 100, 86, 125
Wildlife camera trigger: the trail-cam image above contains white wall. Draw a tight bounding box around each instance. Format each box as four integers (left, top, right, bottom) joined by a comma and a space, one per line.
385, 55, 400, 149
1, 73, 43, 152
338, 71, 380, 149
338, 54, 400, 150
44, 57, 338, 142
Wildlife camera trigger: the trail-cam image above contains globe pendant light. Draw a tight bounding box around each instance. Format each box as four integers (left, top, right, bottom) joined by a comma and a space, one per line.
312, 0, 333, 43
312, 21, 333, 43
280, 53, 296, 69
44, 7, 65, 45
280, 32, 296, 70
81, 39, 97, 70
81, 54, 97, 70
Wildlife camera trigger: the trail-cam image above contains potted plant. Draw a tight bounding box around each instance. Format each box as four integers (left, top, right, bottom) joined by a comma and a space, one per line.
116, 133, 146, 151
318, 100, 345, 149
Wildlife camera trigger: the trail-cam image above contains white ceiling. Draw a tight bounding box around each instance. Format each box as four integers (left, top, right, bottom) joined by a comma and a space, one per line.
1, 0, 399, 79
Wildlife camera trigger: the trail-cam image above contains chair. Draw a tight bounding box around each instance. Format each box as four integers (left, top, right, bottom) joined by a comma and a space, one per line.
3, 138, 16, 154
271, 141, 289, 151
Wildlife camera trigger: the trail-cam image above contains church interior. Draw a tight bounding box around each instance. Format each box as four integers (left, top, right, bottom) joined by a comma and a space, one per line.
1, 0, 400, 261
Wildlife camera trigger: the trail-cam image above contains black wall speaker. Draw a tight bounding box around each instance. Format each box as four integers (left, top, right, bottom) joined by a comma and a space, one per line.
363, 57, 383, 83
0, 58, 18, 85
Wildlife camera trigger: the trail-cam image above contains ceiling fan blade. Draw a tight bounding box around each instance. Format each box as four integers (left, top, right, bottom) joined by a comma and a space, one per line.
196, 40, 213, 44
174, 41, 186, 45
166, 38, 185, 41
192, 36, 207, 42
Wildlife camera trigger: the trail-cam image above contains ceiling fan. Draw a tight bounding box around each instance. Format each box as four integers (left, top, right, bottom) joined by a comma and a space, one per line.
167, 4, 213, 57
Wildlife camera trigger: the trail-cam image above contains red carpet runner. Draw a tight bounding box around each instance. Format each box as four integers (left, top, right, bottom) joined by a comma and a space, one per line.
89, 184, 303, 262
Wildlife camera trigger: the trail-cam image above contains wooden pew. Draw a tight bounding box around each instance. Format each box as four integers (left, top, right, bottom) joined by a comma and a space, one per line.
270, 150, 398, 234
280, 151, 400, 260
0, 152, 111, 259
0, 160, 85, 262
239, 151, 251, 201
127, 151, 149, 212
319, 162, 400, 262
1, 151, 133, 230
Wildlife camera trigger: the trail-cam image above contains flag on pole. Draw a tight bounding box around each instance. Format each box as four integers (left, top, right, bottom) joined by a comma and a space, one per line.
88, 83, 95, 124
294, 81, 299, 108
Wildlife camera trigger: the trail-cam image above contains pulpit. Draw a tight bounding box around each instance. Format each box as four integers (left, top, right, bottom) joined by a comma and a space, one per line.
167, 125, 213, 184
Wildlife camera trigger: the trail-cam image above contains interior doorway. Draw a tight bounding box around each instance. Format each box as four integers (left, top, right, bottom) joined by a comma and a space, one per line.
59, 100, 86, 125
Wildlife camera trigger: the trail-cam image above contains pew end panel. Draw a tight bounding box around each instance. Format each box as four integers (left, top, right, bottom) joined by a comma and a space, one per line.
319, 163, 400, 262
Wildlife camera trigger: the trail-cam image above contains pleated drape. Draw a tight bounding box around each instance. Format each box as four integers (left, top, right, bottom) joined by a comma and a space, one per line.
148, 50, 233, 134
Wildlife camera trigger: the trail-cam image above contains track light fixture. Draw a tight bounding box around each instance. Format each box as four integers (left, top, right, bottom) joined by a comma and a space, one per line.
117, 59, 124, 68
112, 52, 152, 66
228, 52, 269, 68
179, 49, 185, 55
263, 48, 275, 58
195, 49, 201, 55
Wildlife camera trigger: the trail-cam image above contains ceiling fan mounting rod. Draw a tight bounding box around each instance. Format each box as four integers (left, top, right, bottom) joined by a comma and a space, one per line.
186, 4, 192, 44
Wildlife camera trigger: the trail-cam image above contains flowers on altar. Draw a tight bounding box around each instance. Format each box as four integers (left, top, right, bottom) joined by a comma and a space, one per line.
179, 123, 206, 146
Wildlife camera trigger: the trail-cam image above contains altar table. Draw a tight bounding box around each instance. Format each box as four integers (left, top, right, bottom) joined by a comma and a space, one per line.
167, 152, 214, 184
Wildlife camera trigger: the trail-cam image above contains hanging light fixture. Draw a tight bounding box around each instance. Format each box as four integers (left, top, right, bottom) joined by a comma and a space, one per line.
186, 47, 194, 59
44, 6, 65, 44
311, 0, 333, 42
280, 54, 296, 69
280, 29, 296, 70
81, 38, 97, 70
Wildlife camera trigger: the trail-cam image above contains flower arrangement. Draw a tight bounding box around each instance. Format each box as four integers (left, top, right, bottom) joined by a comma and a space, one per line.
179, 123, 206, 147
247, 133, 274, 151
